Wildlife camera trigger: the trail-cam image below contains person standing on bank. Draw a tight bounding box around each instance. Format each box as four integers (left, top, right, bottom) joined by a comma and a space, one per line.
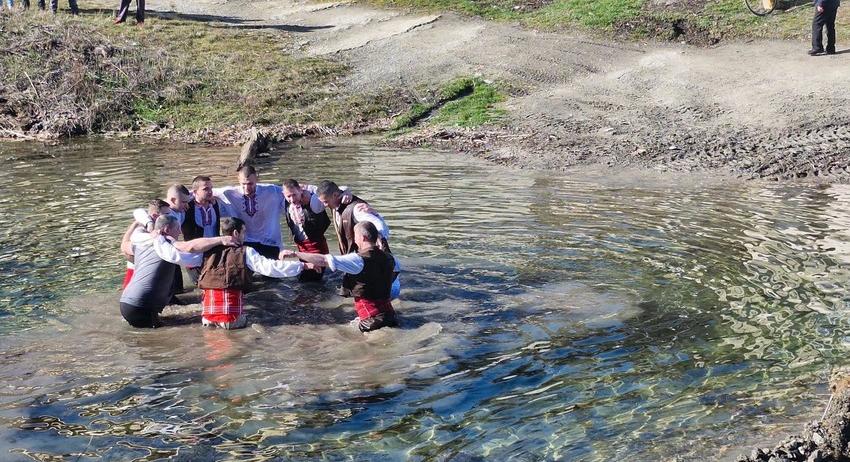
810, 0, 840, 55
115, 0, 144, 25
119, 215, 234, 328
198, 217, 307, 329
283, 222, 399, 333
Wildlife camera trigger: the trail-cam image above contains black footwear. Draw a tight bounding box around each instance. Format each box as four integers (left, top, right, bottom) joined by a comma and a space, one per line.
808, 48, 825, 56
826, 49, 836, 55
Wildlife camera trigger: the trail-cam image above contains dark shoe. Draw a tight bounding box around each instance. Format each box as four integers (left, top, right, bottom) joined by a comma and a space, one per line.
114, 17, 125, 24
826, 49, 836, 55
808, 48, 825, 56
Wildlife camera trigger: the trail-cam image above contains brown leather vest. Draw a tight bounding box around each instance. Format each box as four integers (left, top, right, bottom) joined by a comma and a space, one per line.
197, 246, 251, 291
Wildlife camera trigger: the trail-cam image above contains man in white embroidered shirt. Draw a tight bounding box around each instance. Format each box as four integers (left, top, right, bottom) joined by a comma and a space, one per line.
283, 221, 399, 333
213, 165, 287, 260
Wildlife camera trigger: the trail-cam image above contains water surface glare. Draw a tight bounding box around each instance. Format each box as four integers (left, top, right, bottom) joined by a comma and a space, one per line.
1, 139, 849, 461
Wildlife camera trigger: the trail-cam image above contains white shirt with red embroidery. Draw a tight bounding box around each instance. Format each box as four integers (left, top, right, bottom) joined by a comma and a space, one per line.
214, 183, 286, 249
193, 202, 218, 238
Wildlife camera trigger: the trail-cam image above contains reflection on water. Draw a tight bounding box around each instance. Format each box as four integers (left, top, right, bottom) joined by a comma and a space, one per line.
0, 139, 849, 461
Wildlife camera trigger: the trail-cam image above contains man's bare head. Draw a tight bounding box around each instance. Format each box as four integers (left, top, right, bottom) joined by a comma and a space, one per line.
237, 165, 258, 196
147, 199, 171, 221
317, 180, 342, 209
154, 214, 181, 239
354, 221, 380, 248
166, 184, 190, 212
192, 175, 213, 205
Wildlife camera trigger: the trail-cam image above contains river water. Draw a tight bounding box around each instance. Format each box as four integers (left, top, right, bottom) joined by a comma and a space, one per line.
0, 139, 849, 461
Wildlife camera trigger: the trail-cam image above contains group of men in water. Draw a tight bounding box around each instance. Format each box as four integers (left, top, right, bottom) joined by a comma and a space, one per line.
118, 165, 400, 333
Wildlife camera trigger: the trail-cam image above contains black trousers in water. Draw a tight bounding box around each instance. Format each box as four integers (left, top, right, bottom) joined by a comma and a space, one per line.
812, 3, 839, 52
358, 311, 399, 333
245, 242, 280, 260
21, 0, 77, 13
116, 0, 145, 23
120, 302, 162, 328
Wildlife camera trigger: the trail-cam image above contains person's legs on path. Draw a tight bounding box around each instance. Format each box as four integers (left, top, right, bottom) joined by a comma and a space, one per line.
68, 0, 77, 14
115, 0, 131, 22
136, 0, 144, 23
812, 8, 826, 53
825, 4, 838, 53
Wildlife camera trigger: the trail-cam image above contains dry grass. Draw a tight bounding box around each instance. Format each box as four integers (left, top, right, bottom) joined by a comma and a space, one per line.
0, 12, 399, 139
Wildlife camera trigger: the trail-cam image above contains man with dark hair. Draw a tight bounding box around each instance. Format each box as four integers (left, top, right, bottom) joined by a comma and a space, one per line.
183, 176, 220, 240
213, 165, 288, 260
282, 178, 332, 282
316, 180, 399, 299
182, 176, 221, 284
810, 0, 840, 55
284, 222, 399, 332
198, 217, 306, 329
119, 215, 233, 328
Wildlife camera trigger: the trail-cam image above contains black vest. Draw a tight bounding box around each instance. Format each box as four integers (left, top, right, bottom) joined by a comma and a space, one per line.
342, 248, 395, 300
284, 200, 331, 243
182, 199, 221, 241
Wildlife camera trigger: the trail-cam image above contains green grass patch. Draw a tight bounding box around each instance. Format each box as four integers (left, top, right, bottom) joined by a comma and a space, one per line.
529, 0, 645, 29
431, 78, 505, 127
390, 77, 504, 131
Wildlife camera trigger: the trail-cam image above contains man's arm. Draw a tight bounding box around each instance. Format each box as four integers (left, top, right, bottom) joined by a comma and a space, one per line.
151, 236, 203, 267
173, 236, 234, 253
133, 208, 154, 231
286, 251, 364, 274
120, 221, 139, 258
245, 247, 304, 277
352, 208, 390, 239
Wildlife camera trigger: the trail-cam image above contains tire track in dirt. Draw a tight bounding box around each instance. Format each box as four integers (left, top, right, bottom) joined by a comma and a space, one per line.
137, 0, 850, 182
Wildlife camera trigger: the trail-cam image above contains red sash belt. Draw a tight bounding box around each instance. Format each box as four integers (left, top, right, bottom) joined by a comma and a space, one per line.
202, 288, 244, 323
354, 298, 394, 320
296, 238, 329, 255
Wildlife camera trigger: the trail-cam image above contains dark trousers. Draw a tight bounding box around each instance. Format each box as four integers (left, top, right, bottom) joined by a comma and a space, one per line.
120, 302, 162, 328
812, 3, 839, 52
245, 242, 280, 260
358, 311, 399, 332
116, 0, 145, 23
23, 0, 78, 13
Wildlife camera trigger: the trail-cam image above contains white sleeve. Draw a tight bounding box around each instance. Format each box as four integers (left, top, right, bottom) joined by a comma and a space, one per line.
212, 187, 236, 217
308, 191, 325, 214
245, 247, 303, 278
133, 209, 153, 227
353, 209, 390, 239
152, 236, 203, 267
324, 253, 364, 274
